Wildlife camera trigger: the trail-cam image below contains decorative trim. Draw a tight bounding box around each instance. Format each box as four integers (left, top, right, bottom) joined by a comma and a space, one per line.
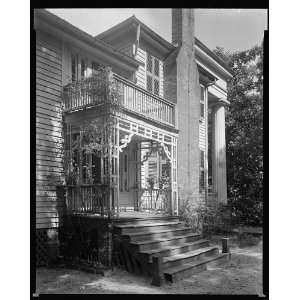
160, 142, 171, 160
119, 133, 134, 152
118, 117, 177, 146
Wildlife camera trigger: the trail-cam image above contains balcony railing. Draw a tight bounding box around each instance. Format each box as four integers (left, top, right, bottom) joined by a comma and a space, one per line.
63, 73, 176, 127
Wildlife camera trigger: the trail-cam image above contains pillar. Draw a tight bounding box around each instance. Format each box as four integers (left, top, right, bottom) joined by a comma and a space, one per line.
211, 103, 227, 204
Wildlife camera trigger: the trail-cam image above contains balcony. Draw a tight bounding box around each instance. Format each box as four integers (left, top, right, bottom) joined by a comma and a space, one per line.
63, 72, 176, 127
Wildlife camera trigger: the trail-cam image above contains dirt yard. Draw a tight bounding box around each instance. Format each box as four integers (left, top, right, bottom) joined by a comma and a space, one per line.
35, 237, 263, 295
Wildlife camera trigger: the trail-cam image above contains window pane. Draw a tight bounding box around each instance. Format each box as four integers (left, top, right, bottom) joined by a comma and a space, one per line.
147, 53, 153, 72
154, 79, 159, 95
71, 54, 77, 82
154, 59, 159, 76
200, 86, 205, 101
200, 103, 204, 118
81, 59, 86, 79
147, 75, 153, 92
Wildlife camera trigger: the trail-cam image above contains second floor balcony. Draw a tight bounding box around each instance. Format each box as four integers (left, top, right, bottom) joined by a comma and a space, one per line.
62, 71, 176, 127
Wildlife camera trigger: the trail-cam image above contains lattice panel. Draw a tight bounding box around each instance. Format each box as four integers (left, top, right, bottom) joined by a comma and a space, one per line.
36, 229, 49, 266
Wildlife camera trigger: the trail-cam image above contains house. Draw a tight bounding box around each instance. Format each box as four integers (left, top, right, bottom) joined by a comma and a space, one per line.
34, 8, 233, 283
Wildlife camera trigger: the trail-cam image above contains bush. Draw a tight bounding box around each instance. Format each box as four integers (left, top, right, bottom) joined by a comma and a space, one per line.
179, 199, 233, 237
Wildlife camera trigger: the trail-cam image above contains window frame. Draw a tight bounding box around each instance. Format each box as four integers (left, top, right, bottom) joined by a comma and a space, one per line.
146, 52, 160, 96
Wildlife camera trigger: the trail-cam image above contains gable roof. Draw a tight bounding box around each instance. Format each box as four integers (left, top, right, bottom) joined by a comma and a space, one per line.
96, 14, 232, 77
34, 9, 142, 71
194, 37, 233, 76
95, 15, 175, 57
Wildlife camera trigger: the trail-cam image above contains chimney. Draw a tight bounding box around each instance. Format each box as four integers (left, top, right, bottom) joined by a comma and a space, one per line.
172, 9, 195, 48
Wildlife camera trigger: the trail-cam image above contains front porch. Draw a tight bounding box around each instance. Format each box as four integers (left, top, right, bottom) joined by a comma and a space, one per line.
61, 119, 178, 218
61, 67, 178, 218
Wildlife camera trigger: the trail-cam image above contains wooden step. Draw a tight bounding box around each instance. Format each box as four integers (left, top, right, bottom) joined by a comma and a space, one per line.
113, 216, 179, 225
130, 233, 202, 251
139, 239, 210, 262
163, 253, 230, 283
123, 227, 193, 242
162, 246, 219, 269
114, 221, 185, 234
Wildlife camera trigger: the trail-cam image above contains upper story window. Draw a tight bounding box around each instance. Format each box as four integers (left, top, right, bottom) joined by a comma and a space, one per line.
200, 85, 205, 119
71, 53, 87, 82
146, 52, 160, 96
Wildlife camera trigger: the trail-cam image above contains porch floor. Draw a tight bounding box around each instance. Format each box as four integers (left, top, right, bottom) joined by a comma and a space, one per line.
114, 211, 170, 220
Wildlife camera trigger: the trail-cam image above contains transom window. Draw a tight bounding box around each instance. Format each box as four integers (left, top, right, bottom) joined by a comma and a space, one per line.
146, 52, 160, 96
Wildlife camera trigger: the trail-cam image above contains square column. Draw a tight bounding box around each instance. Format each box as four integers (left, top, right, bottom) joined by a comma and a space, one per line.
211, 103, 227, 204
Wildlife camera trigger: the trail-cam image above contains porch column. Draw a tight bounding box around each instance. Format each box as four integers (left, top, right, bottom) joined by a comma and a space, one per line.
211, 102, 227, 204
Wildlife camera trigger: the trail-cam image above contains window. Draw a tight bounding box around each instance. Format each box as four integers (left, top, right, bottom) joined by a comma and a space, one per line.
81, 59, 87, 79
200, 85, 205, 119
146, 52, 160, 96
199, 149, 205, 192
71, 53, 87, 82
71, 54, 78, 83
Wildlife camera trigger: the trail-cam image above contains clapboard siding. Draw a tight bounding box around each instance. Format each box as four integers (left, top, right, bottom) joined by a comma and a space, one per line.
36, 30, 64, 229
36, 116, 62, 128
36, 83, 62, 97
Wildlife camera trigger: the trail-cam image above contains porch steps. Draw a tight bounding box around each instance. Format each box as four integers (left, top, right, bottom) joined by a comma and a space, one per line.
114, 221, 184, 234
139, 239, 210, 262
164, 253, 230, 283
113, 216, 230, 285
122, 227, 193, 242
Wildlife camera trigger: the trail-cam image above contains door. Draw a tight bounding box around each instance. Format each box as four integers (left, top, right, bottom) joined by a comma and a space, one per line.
119, 142, 136, 209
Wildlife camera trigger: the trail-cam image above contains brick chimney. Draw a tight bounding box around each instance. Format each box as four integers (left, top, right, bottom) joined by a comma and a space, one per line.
172, 9, 195, 49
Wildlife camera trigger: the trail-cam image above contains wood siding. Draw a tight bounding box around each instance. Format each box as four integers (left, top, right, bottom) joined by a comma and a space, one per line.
36, 30, 64, 229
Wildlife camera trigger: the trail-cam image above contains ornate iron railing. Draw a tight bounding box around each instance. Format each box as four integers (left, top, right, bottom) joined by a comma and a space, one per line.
64, 184, 111, 216
62, 73, 176, 127
138, 188, 172, 213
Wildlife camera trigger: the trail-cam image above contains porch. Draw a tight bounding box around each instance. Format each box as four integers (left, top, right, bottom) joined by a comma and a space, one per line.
61, 127, 178, 218
61, 67, 178, 218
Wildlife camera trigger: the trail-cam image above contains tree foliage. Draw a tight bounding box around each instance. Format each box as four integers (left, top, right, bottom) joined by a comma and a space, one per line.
213, 44, 263, 225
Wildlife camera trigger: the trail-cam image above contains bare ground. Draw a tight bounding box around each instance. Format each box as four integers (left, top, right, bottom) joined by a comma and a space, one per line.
35, 240, 263, 295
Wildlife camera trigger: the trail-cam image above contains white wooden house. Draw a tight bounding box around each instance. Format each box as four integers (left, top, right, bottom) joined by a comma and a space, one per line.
35, 8, 233, 283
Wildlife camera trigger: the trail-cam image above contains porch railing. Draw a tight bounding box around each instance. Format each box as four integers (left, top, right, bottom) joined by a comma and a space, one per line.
114, 74, 175, 126
64, 184, 110, 216
62, 73, 176, 127
138, 188, 172, 213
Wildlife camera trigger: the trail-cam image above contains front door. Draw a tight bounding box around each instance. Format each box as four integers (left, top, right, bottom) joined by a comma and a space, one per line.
119, 142, 136, 210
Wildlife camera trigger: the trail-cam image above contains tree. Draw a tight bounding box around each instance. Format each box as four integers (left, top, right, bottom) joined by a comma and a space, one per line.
213, 44, 264, 226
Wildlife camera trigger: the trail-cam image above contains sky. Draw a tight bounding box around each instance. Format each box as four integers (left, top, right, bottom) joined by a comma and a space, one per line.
47, 9, 268, 52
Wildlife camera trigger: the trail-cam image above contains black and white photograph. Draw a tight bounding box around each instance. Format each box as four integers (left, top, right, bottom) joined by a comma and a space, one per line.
32, 7, 267, 296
